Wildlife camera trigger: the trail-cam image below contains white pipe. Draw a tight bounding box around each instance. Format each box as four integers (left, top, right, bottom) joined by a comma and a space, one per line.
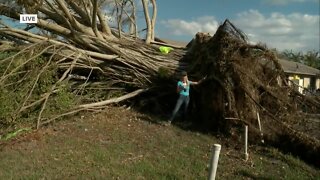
257, 112, 265, 143
208, 144, 221, 180
244, 125, 249, 161
257, 112, 262, 132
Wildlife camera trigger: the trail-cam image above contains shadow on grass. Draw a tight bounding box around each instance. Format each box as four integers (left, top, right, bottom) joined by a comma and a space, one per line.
237, 170, 273, 180
135, 108, 223, 138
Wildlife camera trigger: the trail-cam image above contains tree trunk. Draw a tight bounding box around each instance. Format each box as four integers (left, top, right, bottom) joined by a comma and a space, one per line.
141, 0, 152, 44
150, 0, 157, 41
129, 0, 138, 37
91, 0, 103, 39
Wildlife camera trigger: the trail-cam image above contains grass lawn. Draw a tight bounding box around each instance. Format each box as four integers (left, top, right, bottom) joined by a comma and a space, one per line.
0, 107, 319, 179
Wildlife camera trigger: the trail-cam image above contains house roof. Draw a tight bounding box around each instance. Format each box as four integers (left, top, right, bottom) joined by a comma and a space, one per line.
278, 58, 320, 76
154, 37, 188, 48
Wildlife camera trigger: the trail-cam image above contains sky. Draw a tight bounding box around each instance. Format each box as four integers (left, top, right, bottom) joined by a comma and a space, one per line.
146, 0, 320, 52
0, 0, 318, 52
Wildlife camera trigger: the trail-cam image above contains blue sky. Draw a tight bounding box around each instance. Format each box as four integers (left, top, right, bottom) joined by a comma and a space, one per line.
146, 0, 320, 52
1, 0, 318, 52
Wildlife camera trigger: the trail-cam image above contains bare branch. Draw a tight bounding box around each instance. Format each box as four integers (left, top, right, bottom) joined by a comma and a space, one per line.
37, 53, 80, 129
97, 8, 112, 36
128, 0, 138, 37
91, 0, 103, 39
79, 88, 148, 108
67, 0, 92, 26
150, 0, 157, 40
55, 0, 96, 36
141, 0, 152, 44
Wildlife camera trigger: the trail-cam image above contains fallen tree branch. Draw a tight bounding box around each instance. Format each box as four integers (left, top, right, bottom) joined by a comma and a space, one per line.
78, 88, 148, 109
36, 53, 81, 129
17, 49, 54, 114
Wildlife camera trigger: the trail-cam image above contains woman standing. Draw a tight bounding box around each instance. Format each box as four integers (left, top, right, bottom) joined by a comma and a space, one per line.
168, 71, 205, 124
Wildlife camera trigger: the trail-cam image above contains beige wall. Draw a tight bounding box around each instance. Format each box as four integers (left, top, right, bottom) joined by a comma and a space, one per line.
288, 76, 293, 86
288, 74, 320, 91
288, 75, 302, 93
303, 77, 310, 88
299, 79, 304, 93
287, 75, 312, 93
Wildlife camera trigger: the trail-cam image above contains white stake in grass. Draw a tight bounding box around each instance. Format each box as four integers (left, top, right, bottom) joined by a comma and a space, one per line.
257, 112, 265, 143
208, 144, 221, 180
244, 125, 249, 161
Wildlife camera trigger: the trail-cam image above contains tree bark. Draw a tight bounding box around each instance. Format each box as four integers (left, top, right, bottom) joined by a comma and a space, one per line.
129, 0, 138, 37
141, 0, 152, 44
97, 8, 113, 36
91, 0, 103, 39
150, 0, 157, 41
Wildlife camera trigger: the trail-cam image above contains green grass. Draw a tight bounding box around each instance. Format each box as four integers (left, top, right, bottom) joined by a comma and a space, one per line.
0, 107, 319, 179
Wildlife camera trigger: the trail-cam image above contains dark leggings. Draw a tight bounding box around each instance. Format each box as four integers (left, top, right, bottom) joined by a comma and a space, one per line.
169, 95, 190, 121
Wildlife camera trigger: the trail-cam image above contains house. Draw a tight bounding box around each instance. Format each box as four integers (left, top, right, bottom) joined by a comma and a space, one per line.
279, 58, 320, 93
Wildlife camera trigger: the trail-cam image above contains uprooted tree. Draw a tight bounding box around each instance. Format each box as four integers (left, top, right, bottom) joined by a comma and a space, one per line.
0, 0, 185, 128
186, 21, 320, 166
0, 0, 320, 166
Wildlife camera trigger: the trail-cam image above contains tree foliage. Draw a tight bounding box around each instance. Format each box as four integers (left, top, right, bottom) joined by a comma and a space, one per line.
280, 50, 320, 70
